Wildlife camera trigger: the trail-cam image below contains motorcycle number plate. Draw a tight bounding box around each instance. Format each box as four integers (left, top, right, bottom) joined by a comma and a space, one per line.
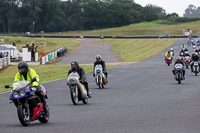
194, 62, 198, 65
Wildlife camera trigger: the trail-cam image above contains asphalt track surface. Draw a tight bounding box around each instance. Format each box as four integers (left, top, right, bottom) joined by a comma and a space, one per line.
57, 39, 120, 65
1, 39, 200, 133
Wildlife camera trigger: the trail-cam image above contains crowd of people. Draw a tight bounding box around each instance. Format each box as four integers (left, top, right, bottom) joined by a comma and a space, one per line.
0, 52, 9, 58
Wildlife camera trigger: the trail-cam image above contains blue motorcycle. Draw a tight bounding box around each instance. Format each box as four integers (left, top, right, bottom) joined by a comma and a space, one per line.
5, 78, 49, 126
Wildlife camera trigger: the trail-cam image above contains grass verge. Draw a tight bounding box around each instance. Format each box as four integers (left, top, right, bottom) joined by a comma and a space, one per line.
0, 36, 79, 54
103, 39, 178, 62
0, 65, 117, 92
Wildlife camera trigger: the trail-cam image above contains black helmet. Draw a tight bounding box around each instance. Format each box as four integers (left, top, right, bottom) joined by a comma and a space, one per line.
168, 51, 170, 54
71, 61, 79, 71
96, 55, 102, 62
18, 61, 28, 74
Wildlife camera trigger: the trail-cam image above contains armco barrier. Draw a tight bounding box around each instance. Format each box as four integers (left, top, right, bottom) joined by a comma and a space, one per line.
21, 35, 197, 39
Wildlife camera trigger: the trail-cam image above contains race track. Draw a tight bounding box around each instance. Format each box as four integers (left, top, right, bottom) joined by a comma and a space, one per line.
1, 39, 200, 133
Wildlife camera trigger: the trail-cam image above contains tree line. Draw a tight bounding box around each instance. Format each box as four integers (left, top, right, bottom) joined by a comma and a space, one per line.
0, 0, 198, 33
184, 5, 200, 18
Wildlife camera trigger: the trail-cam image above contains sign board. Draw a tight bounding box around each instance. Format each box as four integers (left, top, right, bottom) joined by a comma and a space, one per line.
184, 29, 192, 36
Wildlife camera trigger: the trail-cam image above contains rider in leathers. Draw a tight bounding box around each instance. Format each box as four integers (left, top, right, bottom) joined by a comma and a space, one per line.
190, 52, 200, 72
93, 55, 108, 80
172, 56, 185, 79
68, 61, 91, 98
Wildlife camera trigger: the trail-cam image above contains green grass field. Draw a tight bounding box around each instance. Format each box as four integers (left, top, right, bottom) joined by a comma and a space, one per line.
42, 21, 200, 36
103, 39, 178, 62
0, 65, 116, 92
0, 36, 78, 54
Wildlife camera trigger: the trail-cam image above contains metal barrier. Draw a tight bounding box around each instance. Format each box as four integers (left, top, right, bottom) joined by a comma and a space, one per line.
0, 56, 10, 69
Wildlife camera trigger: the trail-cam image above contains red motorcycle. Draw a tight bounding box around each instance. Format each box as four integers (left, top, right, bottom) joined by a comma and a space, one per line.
184, 56, 191, 69
165, 55, 172, 66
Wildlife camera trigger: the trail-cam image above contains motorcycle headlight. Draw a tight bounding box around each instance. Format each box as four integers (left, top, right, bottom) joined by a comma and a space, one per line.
19, 91, 25, 96
13, 92, 18, 98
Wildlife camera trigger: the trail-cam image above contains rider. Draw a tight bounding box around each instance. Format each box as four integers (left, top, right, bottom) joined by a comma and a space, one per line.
181, 44, 186, 49
68, 61, 92, 98
184, 51, 190, 57
179, 49, 185, 57
13, 61, 48, 112
93, 55, 108, 80
165, 51, 173, 61
190, 52, 200, 72
170, 48, 174, 58
172, 56, 185, 79
193, 45, 197, 52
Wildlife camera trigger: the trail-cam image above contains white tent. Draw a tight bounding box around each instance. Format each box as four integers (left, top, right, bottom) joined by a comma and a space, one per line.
0, 44, 20, 58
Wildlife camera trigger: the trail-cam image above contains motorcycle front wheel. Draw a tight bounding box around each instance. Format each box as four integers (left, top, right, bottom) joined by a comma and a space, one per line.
178, 72, 181, 84
70, 86, 79, 105
17, 104, 30, 126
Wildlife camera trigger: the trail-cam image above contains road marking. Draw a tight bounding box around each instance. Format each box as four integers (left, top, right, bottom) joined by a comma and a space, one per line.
0, 91, 10, 95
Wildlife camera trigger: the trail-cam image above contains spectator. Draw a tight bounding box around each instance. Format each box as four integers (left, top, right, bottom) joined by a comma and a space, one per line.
31, 43, 35, 61
13, 41, 16, 46
166, 34, 170, 38
41, 49, 45, 57
6, 52, 9, 57
159, 34, 163, 39
17, 52, 22, 61
0, 52, 3, 58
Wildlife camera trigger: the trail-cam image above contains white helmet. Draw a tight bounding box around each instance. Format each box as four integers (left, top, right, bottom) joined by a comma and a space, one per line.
170, 48, 173, 51
193, 45, 196, 49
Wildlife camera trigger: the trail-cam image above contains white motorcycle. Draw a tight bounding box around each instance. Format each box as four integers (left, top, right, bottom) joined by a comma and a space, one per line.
94, 65, 107, 89
67, 72, 88, 105
193, 62, 199, 76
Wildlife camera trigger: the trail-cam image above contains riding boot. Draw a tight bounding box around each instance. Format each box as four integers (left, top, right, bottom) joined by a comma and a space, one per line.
84, 82, 92, 98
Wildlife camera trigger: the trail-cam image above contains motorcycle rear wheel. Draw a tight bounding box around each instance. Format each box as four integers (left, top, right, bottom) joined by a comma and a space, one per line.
39, 103, 49, 123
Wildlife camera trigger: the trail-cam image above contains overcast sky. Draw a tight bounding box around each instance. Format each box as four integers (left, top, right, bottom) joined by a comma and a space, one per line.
134, 0, 200, 17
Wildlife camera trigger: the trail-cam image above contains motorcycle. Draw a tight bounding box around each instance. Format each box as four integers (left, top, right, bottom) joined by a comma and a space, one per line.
165, 55, 172, 66
197, 41, 200, 47
67, 72, 88, 105
193, 62, 199, 76
187, 40, 191, 46
184, 56, 191, 69
180, 51, 184, 57
174, 64, 184, 84
94, 64, 107, 88
5, 77, 49, 126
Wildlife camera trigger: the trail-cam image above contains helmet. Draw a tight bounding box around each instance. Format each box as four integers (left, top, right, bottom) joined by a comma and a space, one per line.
71, 61, 79, 71
168, 51, 170, 54
170, 48, 173, 51
193, 45, 196, 49
18, 61, 28, 74
177, 56, 181, 60
96, 55, 102, 62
